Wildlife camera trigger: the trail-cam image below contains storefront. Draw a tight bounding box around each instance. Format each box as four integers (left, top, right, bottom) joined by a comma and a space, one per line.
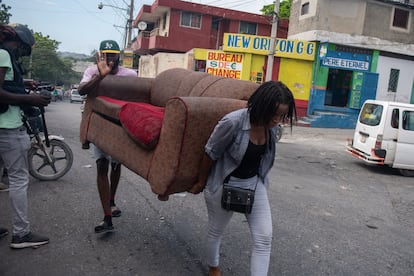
193, 33, 316, 117
308, 43, 379, 128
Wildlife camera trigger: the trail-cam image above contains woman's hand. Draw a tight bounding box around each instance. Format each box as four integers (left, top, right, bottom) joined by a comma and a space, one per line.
188, 180, 206, 194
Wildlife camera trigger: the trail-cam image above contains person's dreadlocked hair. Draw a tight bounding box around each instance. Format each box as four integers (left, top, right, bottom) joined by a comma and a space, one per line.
0, 24, 18, 43
247, 81, 296, 127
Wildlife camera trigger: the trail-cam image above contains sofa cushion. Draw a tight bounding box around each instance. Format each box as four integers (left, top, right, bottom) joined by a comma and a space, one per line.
119, 102, 165, 150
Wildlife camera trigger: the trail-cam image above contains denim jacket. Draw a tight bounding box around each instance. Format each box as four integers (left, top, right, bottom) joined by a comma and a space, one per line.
204, 108, 277, 193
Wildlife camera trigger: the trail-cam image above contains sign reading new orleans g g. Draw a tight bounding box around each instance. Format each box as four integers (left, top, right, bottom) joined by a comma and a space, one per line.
223, 33, 316, 61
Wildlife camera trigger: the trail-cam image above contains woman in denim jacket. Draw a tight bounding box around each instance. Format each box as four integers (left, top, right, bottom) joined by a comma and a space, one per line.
190, 81, 296, 276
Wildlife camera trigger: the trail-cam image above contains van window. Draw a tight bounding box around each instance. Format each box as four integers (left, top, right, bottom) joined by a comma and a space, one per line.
359, 103, 383, 126
391, 109, 399, 128
402, 111, 414, 131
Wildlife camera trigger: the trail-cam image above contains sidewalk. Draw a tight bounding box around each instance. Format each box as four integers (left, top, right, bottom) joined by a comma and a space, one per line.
280, 125, 354, 150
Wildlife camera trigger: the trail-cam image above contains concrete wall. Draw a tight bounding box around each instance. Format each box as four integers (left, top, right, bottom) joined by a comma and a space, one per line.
138, 52, 189, 77
376, 55, 414, 103
289, 0, 366, 36
288, 0, 414, 56
364, 1, 414, 44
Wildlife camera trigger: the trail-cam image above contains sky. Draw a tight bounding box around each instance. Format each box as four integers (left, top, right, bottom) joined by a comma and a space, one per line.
10, 0, 274, 55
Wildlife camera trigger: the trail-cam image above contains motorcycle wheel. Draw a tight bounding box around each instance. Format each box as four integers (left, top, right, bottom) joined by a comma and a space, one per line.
28, 139, 73, 181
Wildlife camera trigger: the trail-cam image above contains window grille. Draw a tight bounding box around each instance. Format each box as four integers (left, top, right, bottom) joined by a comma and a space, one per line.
388, 68, 400, 92
393, 8, 409, 29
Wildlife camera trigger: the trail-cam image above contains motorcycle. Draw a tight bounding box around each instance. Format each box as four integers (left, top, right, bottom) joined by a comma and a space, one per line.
275, 123, 283, 142
23, 107, 73, 181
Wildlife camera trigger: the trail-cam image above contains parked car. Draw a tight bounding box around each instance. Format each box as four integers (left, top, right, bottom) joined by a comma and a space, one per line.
70, 89, 83, 103
346, 100, 414, 176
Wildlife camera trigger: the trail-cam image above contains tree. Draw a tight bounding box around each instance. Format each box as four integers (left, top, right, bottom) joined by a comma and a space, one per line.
0, 0, 11, 24
21, 32, 82, 88
34, 32, 60, 51
261, 0, 292, 19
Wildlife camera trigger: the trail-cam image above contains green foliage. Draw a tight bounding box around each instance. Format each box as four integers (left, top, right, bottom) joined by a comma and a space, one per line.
21, 32, 81, 87
34, 32, 60, 51
0, 0, 11, 24
261, 0, 292, 18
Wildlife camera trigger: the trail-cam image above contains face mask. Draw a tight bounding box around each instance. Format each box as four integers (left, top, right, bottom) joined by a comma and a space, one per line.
111, 58, 120, 72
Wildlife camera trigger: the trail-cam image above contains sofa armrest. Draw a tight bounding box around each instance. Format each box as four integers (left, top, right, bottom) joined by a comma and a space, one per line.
80, 75, 154, 145
147, 96, 247, 196
87, 75, 153, 103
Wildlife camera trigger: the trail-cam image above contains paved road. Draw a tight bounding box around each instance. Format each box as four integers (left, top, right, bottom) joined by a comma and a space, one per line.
0, 100, 413, 276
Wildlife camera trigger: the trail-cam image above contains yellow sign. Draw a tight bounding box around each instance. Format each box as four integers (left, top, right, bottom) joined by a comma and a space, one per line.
205, 51, 243, 79
122, 50, 134, 68
223, 33, 316, 61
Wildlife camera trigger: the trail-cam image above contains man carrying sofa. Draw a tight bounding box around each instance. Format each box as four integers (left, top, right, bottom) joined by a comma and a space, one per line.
79, 40, 137, 233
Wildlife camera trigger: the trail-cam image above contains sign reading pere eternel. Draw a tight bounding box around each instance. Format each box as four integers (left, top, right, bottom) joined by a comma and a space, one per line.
223, 33, 316, 61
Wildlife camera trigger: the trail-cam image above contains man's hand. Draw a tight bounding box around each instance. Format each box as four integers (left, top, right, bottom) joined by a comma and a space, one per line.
27, 93, 51, 107
23, 79, 37, 91
95, 52, 113, 78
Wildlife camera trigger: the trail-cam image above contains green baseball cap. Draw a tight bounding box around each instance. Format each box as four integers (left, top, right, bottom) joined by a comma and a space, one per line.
99, 40, 120, 53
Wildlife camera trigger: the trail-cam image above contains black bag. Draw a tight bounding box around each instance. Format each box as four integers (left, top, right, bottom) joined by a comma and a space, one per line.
221, 184, 255, 214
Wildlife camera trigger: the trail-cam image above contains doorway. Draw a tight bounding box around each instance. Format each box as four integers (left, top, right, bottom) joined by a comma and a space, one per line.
325, 69, 352, 107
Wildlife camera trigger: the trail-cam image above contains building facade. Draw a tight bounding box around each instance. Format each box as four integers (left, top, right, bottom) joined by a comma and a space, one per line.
132, 0, 281, 55
289, 0, 414, 128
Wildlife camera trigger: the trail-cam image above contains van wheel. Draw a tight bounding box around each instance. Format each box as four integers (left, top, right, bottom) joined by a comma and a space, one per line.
399, 169, 414, 177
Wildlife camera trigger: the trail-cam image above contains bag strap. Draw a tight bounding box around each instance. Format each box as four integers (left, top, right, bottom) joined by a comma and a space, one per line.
224, 175, 259, 191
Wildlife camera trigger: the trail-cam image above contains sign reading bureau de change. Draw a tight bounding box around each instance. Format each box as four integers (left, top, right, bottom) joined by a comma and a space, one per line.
223, 33, 316, 61
206, 51, 243, 79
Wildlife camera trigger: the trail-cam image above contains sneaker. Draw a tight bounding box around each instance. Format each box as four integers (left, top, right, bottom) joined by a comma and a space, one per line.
10, 232, 49, 249
111, 206, 122, 217
0, 227, 8, 238
0, 182, 9, 192
94, 220, 114, 233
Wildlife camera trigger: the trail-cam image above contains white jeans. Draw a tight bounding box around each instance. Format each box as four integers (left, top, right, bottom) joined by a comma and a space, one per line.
0, 127, 31, 237
204, 177, 273, 276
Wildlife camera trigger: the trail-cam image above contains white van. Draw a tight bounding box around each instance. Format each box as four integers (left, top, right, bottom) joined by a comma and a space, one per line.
346, 100, 414, 176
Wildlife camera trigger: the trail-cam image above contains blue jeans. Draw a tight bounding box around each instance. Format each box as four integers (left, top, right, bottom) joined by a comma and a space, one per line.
0, 126, 31, 237
204, 176, 273, 276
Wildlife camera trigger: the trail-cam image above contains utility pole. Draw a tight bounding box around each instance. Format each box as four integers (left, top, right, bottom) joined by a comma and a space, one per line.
265, 0, 280, 81
98, 0, 134, 49
127, 0, 134, 48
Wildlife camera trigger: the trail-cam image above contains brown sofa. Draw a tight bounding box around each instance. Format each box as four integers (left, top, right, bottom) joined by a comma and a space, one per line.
80, 68, 259, 198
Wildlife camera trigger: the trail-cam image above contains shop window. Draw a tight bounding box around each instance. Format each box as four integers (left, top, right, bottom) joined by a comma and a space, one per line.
391, 109, 399, 129
239, 21, 257, 35
301, 2, 310, 15
388, 68, 399, 92
392, 8, 409, 29
402, 111, 414, 131
180, 12, 202, 29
